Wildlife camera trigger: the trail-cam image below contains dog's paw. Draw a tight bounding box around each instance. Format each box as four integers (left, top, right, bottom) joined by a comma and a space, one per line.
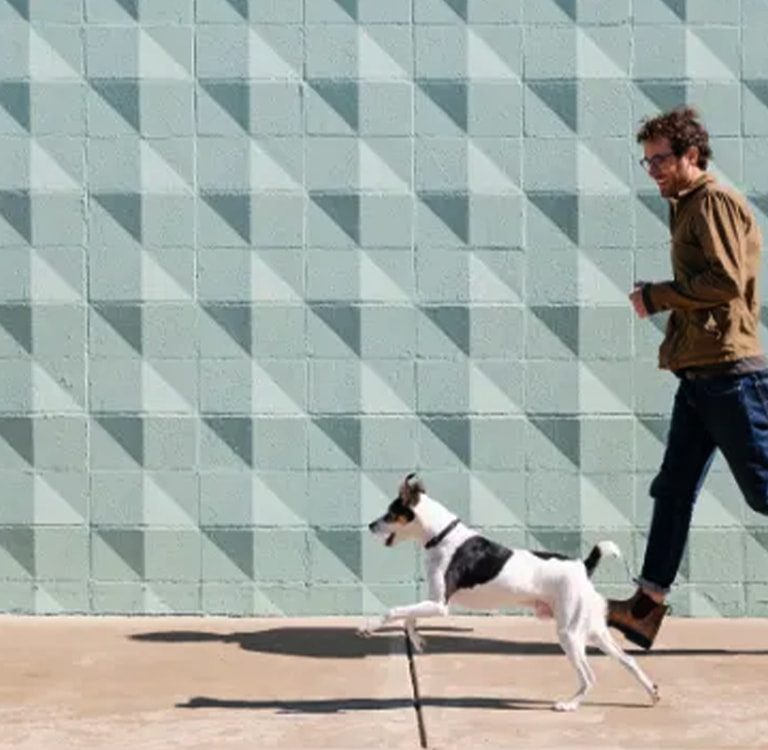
357, 618, 380, 638
553, 700, 578, 712
650, 684, 660, 705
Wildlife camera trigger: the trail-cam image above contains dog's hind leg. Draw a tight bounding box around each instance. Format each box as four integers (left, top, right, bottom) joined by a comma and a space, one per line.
590, 628, 659, 705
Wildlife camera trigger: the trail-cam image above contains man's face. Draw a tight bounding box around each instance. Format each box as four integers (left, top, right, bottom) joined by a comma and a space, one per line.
641, 137, 698, 198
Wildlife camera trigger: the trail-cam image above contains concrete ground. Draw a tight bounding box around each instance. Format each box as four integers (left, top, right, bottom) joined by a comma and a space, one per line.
1, 615, 766, 749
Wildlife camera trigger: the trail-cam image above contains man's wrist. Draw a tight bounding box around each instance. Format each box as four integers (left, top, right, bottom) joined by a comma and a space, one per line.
641, 283, 656, 316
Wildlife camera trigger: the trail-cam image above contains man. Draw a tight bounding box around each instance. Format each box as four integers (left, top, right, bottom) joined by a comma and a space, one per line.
608, 107, 768, 649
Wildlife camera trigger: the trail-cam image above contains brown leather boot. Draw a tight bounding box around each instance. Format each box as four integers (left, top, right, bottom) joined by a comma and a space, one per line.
607, 589, 669, 650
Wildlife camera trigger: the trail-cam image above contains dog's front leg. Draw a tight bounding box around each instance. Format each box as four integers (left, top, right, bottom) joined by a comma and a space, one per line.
358, 600, 448, 646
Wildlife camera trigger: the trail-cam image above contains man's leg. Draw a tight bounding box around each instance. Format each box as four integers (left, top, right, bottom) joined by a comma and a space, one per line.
699, 371, 768, 516
609, 380, 716, 648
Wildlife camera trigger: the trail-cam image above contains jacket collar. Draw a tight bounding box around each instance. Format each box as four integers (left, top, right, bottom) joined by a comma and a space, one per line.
674, 172, 714, 201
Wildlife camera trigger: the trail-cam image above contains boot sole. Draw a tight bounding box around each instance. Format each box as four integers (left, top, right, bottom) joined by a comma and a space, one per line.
608, 619, 654, 650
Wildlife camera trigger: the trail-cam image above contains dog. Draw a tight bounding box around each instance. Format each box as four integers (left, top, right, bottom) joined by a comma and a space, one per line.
358, 473, 659, 712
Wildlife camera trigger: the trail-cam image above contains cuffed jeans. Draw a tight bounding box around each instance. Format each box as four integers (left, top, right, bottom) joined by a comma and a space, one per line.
639, 369, 768, 594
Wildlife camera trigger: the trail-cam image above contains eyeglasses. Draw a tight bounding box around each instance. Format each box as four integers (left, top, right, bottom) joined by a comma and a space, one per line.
639, 151, 676, 172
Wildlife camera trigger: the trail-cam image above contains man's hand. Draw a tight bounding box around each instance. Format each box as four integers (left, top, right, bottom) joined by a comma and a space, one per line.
629, 282, 649, 319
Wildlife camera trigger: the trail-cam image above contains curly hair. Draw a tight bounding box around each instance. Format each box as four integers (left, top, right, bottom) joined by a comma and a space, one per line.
636, 107, 712, 169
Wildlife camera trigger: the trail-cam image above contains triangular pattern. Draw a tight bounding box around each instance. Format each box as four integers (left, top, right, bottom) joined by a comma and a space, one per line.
202, 304, 251, 355
115, 0, 139, 20
250, 140, 303, 191
30, 141, 80, 192
527, 193, 579, 245
30, 27, 80, 80
313, 417, 362, 466
577, 27, 628, 79
310, 192, 360, 244
359, 253, 410, 302
359, 141, 410, 193
93, 193, 142, 242
249, 26, 300, 79
527, 81, 577, 132
32, 362, 83, 412
686, 29, 737, 81
310, 304, 361, 355
139, 28, 190, 80
0, 82, 30, 131
308, 80, 359, 131
205, 529, 253, 578
0, 528, 35, 576
142, 251, 194, 301
142, 361, 196, 413
31, 250, 82, 301
421, 417, 471, 466
90, 81, 140, 131
251, 254, 302, 301
200, 82, 249, 132
577, 141, 630, 195
0, 418, 34, 465
252, 362, 306, 414
421, 305, 470, 355
96, 529, 145, 578
418, 192, 469, 244
529, 417, 580, 469
467, 27, 518, 80
418, 81, 468, 131
141, 141, 192, 194
204, 418, 253, 467
0, 191, 32, 243
201, 192, 251, 243
96, 417, 144, 466
0, 304, 32, 354
34, 475, 85, 525
358, 28, 408, 79
468, 142, 520, 194
4, 0, 28, 19
4, 8, 767, 618
360, 362, 415, 414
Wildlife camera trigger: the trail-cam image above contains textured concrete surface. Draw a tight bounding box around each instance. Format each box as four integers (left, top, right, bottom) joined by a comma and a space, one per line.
1, 615, 767, 749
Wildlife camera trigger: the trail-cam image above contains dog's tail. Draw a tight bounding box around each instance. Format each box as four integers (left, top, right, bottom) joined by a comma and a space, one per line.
583, 540, 621, 577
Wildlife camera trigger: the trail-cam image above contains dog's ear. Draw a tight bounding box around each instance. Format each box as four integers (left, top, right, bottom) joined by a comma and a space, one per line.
400, 472, 425, 506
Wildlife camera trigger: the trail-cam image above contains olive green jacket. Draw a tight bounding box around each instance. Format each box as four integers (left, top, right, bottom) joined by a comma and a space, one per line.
642, 173, 764, 371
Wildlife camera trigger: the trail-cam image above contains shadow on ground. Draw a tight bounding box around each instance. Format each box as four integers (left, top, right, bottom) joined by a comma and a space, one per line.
177, 694, 646, 713
130, 625, 768, 659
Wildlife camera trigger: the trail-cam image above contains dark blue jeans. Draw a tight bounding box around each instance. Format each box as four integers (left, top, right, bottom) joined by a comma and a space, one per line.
639, 369, 768, 594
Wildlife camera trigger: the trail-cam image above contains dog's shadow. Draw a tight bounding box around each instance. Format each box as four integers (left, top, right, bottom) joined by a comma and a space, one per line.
130, 625, 768, 659
176, 694, 599, 713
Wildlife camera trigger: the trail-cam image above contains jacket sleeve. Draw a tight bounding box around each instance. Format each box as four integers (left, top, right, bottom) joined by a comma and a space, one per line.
643, 192, 745, 315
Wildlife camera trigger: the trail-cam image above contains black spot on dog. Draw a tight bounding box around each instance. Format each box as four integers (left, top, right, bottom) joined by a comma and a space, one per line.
444, 537, 513, 601
531, 551, 570, 562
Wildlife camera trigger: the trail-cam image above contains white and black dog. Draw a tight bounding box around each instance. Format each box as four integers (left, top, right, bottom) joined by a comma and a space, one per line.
359, 473, 659, 712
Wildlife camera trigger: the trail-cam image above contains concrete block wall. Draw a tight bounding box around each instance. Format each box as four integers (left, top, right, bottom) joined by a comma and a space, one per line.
1, 0, 768, 616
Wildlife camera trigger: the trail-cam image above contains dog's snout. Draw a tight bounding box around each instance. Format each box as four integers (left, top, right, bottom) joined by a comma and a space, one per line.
368, 520, 377, 532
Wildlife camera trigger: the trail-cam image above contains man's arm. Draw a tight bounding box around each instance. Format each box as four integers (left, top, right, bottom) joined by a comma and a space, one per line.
642, 192, 746, 315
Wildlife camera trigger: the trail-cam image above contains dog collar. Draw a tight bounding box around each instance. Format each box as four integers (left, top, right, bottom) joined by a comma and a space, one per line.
424, 518, 461, 550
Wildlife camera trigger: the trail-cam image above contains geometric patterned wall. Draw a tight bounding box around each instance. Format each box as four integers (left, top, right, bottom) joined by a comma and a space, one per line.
2, 0, 768, 616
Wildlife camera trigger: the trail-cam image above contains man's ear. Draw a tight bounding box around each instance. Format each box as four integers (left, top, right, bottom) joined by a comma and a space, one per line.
684, 145, 700, 167
400, 472, 424, 507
